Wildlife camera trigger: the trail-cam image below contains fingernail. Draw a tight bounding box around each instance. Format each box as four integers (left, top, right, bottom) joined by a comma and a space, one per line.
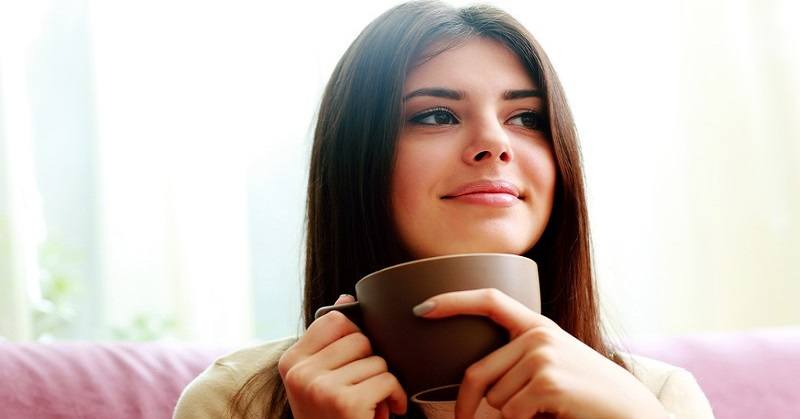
412, 300, 436, 316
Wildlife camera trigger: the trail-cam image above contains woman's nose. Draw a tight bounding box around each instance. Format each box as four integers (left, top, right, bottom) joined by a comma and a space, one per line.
462, 119, 513, 165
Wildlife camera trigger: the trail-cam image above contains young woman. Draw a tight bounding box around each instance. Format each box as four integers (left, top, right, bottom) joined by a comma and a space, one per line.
174, 1, 714, 418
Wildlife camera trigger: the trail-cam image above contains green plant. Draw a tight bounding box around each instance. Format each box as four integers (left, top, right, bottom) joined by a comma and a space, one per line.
111, 312, 177, 341
31, 235, 81, 341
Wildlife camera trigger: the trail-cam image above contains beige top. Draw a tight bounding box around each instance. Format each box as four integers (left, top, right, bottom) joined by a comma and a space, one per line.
173, 337, 715, 419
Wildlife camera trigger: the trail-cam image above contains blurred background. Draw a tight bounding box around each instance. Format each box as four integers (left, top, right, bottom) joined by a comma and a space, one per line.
0, 0, 797, 344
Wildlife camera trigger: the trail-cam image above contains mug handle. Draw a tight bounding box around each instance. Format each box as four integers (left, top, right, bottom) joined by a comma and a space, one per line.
314, 301, 364, 329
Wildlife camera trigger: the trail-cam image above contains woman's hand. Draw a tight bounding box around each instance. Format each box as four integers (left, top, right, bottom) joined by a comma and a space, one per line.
412, 289, 669, 419
278, 295, 408, 419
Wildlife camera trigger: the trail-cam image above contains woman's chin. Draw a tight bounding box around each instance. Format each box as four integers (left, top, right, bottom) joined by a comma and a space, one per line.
411, 240, 533, 259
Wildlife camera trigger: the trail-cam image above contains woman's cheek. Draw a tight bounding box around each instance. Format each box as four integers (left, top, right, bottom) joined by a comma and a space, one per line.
519, 143, 557, 202
390, 137, 458, 257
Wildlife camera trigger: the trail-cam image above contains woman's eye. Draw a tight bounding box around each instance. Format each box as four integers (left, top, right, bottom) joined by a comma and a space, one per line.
508, 111, 545, 130
409, 108, 459, 125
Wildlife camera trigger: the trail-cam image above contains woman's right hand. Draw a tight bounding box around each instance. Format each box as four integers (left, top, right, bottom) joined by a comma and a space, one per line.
278, 295, 408, 419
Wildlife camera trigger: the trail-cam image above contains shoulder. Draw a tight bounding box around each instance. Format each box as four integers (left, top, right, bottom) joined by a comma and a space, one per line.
618, 353, 715, 418
173, 336, 297, 419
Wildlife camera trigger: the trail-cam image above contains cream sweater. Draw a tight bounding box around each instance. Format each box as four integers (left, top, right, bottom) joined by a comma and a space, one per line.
173, 337, 715, 419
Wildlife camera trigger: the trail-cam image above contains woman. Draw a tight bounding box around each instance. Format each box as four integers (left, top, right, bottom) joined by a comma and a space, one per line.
174, 1, 714, 418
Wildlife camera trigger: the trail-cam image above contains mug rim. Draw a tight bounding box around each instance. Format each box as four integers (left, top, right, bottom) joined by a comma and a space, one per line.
411, 383, 461, 404
359, 253, 536, 286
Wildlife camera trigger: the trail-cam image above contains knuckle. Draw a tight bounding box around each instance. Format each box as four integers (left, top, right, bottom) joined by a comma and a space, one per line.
378, 371, 402, 392
534, 368, 564, 398
485, 388, 502, 409
371, 355, 389, 372
281, 366, 303, 391
523, 327, 554, 346
484, 288, 505, 304
463, 362, 485, 386
322, 310, 359, 334
277, 350, 293, 378
385, 371, 401, 386
307, 376, 334, 403
325, 310, 350, 328
522, 347, 556, 371
350, 332, 373, 355
536, 345, 558, 365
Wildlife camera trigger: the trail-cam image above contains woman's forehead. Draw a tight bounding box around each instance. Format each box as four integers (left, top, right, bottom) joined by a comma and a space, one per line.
403, 37, 539, 95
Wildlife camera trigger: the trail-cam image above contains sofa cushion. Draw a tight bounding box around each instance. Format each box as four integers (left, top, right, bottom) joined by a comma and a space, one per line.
1, 327, 798, 419
0, 342, 229, 419
627, 327, 800, 419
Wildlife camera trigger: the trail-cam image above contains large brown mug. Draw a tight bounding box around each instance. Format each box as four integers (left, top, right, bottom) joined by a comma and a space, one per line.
315, 253, 540, 401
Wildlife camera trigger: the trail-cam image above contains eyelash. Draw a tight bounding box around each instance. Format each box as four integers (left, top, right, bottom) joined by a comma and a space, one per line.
408, 107, 546, 131
409, 106, 459, 125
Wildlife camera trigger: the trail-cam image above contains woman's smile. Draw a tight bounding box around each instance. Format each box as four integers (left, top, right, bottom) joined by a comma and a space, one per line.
443, 192, 519, 207
441, 179, 523, 207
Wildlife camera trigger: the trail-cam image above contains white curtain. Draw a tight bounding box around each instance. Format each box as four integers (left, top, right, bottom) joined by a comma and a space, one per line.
1, 0, 797, 343
0, 0, 49, 341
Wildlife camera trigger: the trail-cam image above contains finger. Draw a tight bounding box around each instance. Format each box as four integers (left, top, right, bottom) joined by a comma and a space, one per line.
293, 310, 360, 357
333, 355, 389, 385
335, 294, 356, 305
484, 354, 538, 410
375, 401, 389, 419
351, 372, 408, 415
500, 379, 550, 419
456, 327, 557, 418
455, 337, 528, 419
304, 332, 373, 372
413, 288, 551, 338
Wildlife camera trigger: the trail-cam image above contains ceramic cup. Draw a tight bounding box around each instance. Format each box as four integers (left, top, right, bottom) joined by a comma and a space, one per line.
314, 253, 540, 402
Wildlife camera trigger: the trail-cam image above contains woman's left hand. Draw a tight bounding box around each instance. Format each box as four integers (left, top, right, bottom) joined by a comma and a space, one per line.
412, 288, 669, 419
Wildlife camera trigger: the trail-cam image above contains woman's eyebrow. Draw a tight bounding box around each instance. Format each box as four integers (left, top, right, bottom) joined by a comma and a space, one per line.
402, 87, 464, 102
402, 87, 541, 102
503, 89, 542, 100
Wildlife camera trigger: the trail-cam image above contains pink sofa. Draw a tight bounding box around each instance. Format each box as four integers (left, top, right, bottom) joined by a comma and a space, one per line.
626, 327, 800, 419
1, 327, 798, 419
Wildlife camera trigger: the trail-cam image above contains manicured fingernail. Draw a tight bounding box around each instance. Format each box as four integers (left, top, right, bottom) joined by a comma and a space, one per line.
413, 300, 436, 316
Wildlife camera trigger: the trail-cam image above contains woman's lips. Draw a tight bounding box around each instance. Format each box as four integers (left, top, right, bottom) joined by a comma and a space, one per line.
443, 192, 519, 207
442, 180, 522, 207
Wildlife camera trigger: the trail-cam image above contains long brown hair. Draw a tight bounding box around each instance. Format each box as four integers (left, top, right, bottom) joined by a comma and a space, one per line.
231, 1, 619, 418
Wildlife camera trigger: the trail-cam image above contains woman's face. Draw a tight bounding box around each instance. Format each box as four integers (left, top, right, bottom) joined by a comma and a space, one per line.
391, 37, 557, 259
